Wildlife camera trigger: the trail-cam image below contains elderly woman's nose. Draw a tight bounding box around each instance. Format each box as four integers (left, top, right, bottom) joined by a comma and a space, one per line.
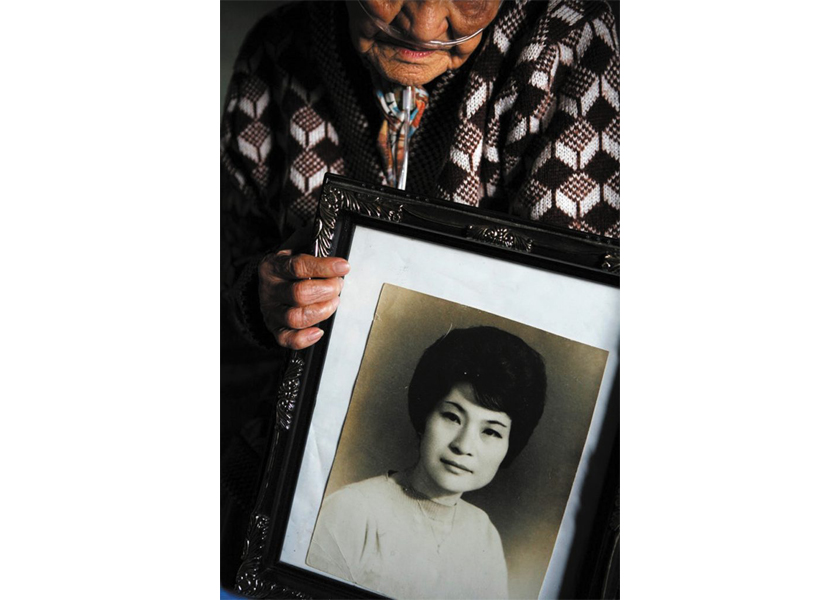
401, 1, 450, 42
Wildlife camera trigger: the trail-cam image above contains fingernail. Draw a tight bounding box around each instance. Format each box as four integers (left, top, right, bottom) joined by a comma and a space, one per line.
307, 329, 324, 342
335, 261, 350, 276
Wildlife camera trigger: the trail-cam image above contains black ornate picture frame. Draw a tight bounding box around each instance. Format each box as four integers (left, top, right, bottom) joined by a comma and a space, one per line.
235, 175, 620, 599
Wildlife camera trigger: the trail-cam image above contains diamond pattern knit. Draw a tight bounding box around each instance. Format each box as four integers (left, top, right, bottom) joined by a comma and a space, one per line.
221, 0, 619, 346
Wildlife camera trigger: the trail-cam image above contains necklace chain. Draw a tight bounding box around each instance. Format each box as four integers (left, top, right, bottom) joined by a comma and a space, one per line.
405, 486, 457, 553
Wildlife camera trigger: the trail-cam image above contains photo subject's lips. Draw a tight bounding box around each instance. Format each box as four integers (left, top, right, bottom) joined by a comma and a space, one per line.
441, 458, 473, 474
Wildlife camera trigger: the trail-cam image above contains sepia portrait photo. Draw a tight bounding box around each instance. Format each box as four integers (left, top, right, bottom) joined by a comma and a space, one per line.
303, 284, 610, 599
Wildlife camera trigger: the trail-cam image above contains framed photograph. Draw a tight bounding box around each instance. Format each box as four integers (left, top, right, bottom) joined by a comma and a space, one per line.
235, 175, 620, 599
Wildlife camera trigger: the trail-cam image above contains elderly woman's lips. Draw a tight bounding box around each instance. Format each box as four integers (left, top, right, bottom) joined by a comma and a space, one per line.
441, 458, 472, 473
397, 47, 434, 60
376, 37, 438, 60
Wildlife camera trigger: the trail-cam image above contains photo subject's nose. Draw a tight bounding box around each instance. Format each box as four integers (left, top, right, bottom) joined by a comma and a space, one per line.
450, 429, 475, 456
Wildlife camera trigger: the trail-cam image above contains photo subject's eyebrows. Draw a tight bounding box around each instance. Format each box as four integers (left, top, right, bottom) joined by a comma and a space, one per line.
442, 400, 509, 427
442, 400, 465, 413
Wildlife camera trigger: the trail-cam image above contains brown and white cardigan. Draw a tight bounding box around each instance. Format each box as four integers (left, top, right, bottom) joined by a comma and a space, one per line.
221, 0, 619, 347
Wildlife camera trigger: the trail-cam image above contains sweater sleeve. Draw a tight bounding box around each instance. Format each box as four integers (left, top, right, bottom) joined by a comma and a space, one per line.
306, 487, 373, 583
487, 525, 510, 599
472, 511, 510, 599
433, 1, 619, 238
510, 2, 620, 238
220, 9, 295, 350
221, 171, 283, 350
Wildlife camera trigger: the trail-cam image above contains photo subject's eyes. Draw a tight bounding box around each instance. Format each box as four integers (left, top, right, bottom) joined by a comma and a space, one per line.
483, 428, 503, 439
441, 411, 461, 424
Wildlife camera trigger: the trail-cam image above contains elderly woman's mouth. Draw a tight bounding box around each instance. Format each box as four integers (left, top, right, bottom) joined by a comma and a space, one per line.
375, 37, 439, 59
397, 47, 435, 60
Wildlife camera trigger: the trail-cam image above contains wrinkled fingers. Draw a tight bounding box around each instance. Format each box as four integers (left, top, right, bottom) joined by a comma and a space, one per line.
263, 276, 344, 308
263, 251, 350, 282
280, 296, 341, 330
269, 295, 340, 350
274, 327, 325, 350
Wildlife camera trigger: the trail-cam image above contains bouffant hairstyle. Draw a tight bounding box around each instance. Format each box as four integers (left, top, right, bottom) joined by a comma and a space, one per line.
407, 326, 547, 468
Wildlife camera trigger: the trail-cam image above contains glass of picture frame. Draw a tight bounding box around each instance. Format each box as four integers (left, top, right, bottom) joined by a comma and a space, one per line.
235, 175, 620, 599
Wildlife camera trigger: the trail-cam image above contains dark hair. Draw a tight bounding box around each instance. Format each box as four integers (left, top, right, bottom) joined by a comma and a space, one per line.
407, 326, 547, 468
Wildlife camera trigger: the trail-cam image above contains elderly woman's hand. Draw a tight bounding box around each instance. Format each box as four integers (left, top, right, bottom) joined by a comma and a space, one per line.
258, 247, 350, 350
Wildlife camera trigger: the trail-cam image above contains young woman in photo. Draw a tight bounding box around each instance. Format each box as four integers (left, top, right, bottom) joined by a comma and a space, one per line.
306, 326, 547, 599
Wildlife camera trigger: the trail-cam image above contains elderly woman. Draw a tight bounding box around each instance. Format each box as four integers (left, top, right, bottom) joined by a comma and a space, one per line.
220, 0, 618, 589
306, 327, 547, 599
221, 0, 619, 352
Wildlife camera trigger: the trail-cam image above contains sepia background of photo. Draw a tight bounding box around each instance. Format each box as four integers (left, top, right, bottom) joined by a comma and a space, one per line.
318, 284, 609, 599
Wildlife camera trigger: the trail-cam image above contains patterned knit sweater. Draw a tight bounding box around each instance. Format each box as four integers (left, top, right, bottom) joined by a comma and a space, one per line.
221, 0, 619, 347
